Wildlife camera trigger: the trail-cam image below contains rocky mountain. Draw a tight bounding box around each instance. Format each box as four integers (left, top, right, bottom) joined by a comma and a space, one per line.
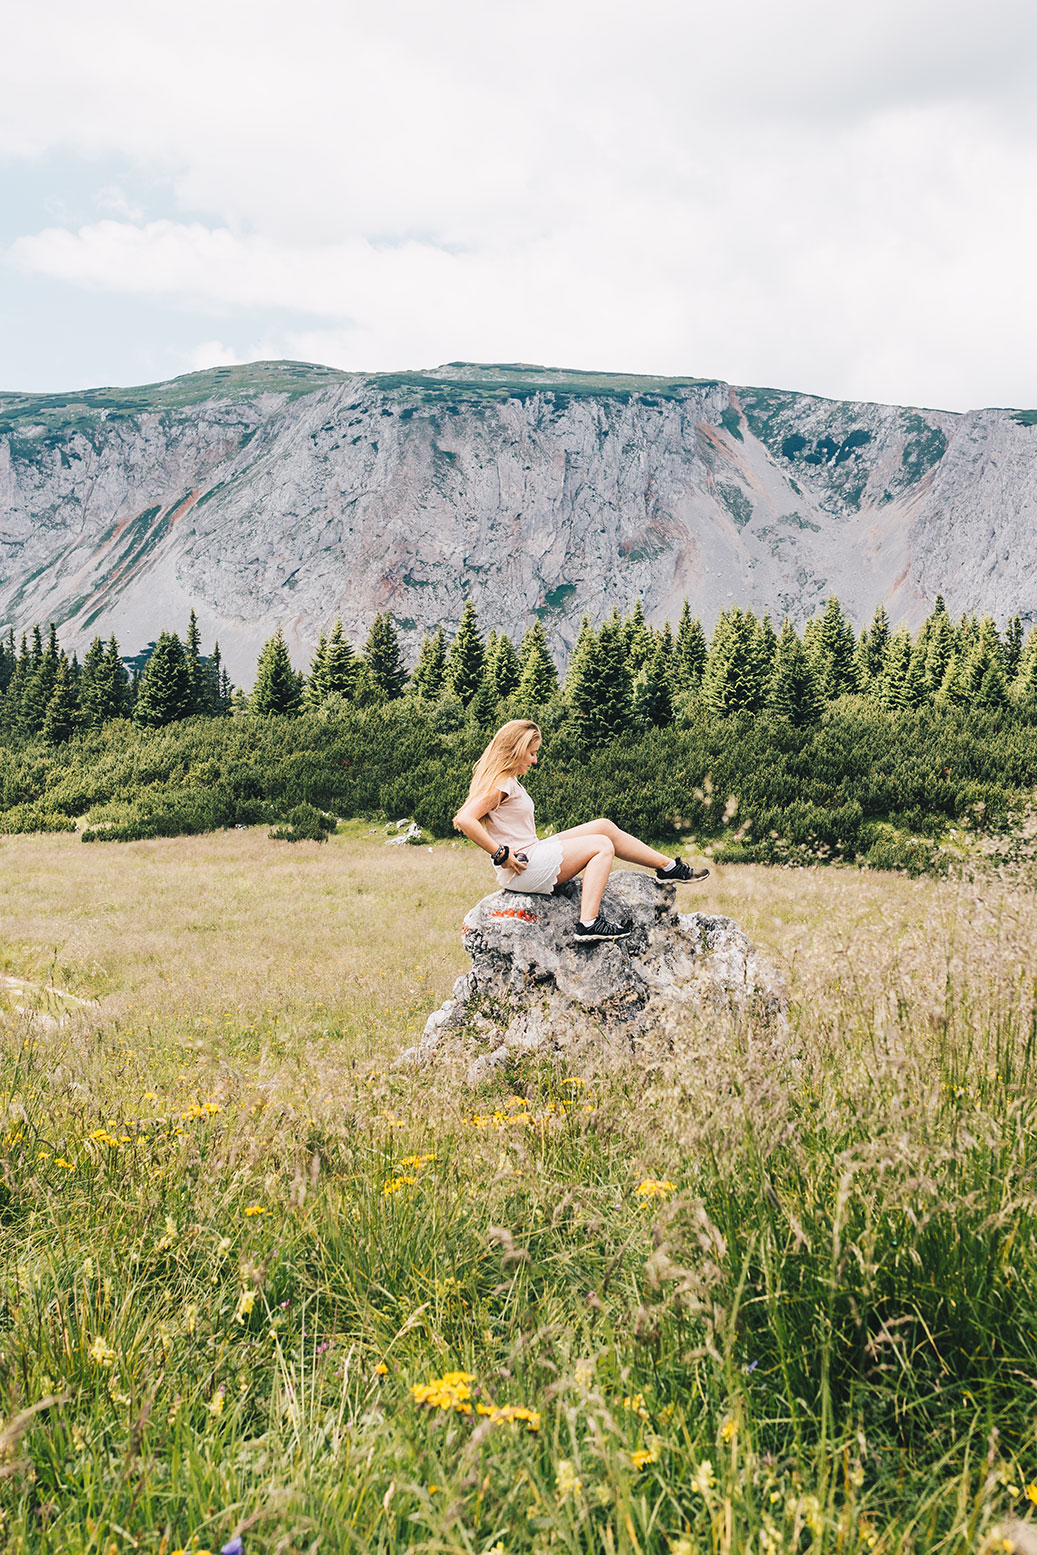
1, 358, 1035, 681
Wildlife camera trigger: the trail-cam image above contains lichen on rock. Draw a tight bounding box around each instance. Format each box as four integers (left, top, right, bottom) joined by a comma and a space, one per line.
401, 870, 789, 1079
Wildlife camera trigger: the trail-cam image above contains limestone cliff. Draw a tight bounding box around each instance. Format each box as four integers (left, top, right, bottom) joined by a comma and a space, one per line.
1, 358, 1035, 680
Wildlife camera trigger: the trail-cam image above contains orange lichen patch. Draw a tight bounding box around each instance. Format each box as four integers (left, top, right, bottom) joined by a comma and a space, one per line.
487, 908, 538, 924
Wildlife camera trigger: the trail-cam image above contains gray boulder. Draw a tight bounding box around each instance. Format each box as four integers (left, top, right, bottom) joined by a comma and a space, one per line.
402, 871, 788, 1078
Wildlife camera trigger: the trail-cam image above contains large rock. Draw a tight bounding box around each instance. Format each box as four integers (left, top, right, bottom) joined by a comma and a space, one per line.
403, 871, 788, 1078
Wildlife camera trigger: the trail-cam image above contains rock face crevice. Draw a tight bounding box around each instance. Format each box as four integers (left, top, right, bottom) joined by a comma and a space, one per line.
405, 871, 788, 1078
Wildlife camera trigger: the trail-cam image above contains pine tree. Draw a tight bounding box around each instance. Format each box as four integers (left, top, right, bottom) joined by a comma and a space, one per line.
1011, 628, 1037, 707
514, 622, 558, 707
624, 599, 654, 678
487, 632, 520, 701
444, 601, 486, 703
753, 614, 778, 690
207, 643, 232, 715
767, 621, 825, 724
305, 632, 329, 708
251, 627, 303, 715
0, 629, 14, 697
880, 628, 924, 710
923, 610, 956, 697
563, 618, 595, 698
1003, 615, 1024, 680
363, 613, 407, 699
855, 605, 890, 691
566, 618, 633, 743
134, 631, 193, 726
78, 637, 108, 727
631, 642, 673, 728
960, 617, 1004, 704
408, 626, 447, 701
936, 652, 967, 709
308, 620, 357, 706
185, 609, 204, 716
674, 603, 707, 689
0, 636, 29, 738
323, 620, 357, 699
975, 656, 1008, 710
806, 596, 857, 698
701, 608, 764, 714
42, 655, 79, 743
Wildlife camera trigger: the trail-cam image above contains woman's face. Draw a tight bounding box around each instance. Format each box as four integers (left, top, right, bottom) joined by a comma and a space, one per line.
517, 737, 541, 776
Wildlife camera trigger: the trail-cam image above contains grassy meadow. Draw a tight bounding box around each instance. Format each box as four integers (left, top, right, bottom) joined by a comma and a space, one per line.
1, 831, 1037, 1553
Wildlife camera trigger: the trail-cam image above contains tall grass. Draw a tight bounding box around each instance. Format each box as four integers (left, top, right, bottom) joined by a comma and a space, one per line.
0, 833, 1036, 1552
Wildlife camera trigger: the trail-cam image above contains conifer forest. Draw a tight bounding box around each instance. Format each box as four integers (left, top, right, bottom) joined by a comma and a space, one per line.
1, 595, 1036, 873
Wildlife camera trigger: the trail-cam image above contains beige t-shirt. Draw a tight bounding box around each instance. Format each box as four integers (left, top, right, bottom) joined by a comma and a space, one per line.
483, 776, 538, 857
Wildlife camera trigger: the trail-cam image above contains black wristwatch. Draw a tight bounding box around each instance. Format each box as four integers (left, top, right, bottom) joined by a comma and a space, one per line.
492, 844, 509, 866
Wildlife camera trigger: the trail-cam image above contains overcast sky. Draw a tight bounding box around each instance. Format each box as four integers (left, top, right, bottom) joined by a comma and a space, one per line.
2, 0, 1036, 410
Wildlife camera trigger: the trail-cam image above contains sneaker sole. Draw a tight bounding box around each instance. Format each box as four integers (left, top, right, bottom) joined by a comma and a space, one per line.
657, 872, 710, 883
574, 930, 632, 942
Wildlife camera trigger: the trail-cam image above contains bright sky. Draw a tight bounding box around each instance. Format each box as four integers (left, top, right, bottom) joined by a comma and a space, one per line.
2, 0, 1036, 411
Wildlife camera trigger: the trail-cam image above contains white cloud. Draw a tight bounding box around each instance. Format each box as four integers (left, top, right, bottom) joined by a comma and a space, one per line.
183, 339, 247, 372
3, 0, 1037, 407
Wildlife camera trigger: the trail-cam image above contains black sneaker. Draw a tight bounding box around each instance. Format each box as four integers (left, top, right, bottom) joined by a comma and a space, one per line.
574, 914, 632, 943
656, 857, 710, 883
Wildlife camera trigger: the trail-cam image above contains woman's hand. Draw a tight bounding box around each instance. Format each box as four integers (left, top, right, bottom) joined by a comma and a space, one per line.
510, 852, 528, 874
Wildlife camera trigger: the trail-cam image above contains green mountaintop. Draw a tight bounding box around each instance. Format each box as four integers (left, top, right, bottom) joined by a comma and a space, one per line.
0, 359, 724, 436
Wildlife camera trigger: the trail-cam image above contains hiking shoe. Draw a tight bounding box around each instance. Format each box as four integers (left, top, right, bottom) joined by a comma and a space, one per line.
574, 914, 632, 943
656, 857, 710, 883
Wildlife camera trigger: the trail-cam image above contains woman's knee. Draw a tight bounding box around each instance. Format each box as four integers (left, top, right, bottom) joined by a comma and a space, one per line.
593, 835, 615, 859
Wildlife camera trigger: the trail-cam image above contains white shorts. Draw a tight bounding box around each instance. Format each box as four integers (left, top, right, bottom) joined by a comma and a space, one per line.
494, 837, 565, 896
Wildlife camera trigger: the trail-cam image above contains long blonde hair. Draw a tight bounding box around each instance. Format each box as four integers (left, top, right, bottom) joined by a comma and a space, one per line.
466, 720, 541, 802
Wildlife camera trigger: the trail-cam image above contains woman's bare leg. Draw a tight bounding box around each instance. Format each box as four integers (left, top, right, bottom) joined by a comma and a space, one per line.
555, 834, 616, 922
556, 818, 671, 872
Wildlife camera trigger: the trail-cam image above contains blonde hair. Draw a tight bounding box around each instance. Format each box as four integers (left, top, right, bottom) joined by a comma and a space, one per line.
466, 720, 541, 803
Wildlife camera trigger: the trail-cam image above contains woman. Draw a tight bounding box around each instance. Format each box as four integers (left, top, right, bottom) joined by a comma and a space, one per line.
453, 719, 709, 942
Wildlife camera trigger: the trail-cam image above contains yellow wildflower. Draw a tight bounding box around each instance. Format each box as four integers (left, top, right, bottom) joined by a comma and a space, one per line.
375, 1362, 389, 1376
720, 1416, 737, 1442
156, 1216, 177, 1252
54, 1157, 75, 1170
574, 1358, 594, 1390
203, 1101, 221, 1114
556, 1459, 582, 1500
398, 1153, 437, 1169
635, 1179, 676, 1198
1027, 1484, 1037, 1505
475, 1403, 541, 1430
564, 1076, 586, 1087
234, 1289, 257, 1323
242, 1205, 267, 1216
412, 1370, 474, 1412
382, 1174, 419, 1195
631, 1447, 657, 1470
623, 1392, 650, 1421
88, 1336, 116, 1367
692, 1459, 715, 1496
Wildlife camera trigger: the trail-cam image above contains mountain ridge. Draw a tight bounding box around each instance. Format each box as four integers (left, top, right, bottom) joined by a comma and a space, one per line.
2, 358, 1036, 681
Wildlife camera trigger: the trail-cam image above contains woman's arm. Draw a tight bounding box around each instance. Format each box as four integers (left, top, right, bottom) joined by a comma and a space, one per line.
452, 788, 506, 855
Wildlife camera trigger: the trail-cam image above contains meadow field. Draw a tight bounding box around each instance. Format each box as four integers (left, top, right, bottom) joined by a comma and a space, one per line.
1, 830, 1037, 1554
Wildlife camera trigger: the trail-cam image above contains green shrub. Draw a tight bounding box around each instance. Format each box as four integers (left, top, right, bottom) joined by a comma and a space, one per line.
269, 803, 336, 843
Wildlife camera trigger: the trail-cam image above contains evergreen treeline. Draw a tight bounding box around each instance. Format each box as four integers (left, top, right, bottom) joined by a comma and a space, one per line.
1, 595, 1036, 874
6, 594, 1035, 744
